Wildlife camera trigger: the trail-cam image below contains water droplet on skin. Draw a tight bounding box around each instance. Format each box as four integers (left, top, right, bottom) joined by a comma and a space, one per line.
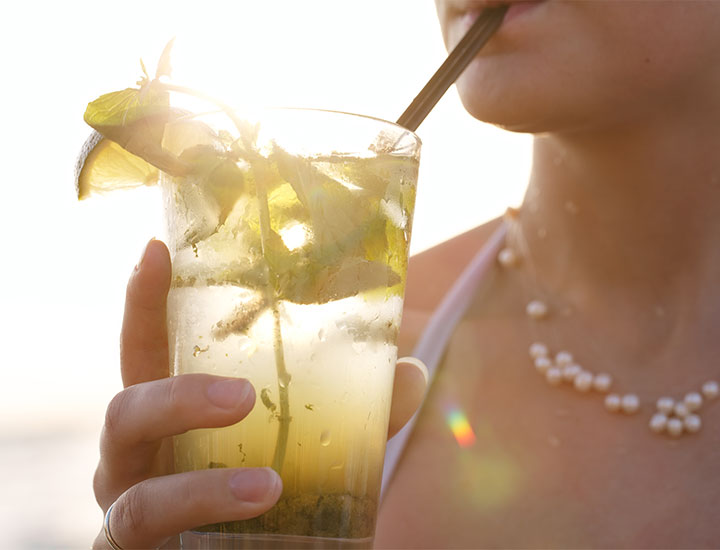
320, 430, 331, 446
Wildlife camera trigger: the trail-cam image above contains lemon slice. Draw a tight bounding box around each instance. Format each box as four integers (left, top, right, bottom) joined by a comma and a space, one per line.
75, 130, 159, 199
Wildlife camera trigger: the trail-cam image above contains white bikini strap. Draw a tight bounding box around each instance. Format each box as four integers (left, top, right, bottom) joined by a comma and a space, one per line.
381, 223, 507, 498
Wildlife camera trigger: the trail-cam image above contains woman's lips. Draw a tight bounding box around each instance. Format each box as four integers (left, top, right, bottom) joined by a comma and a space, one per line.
459, 0, 546, 32
504, 0, 545, 23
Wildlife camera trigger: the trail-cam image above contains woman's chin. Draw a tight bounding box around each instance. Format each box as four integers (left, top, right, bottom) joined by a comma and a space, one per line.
454, 66, 602, 135
455, 75, 545, 134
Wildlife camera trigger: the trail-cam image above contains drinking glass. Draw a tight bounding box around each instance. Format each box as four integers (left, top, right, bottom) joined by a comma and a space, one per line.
161, 108, 420, 549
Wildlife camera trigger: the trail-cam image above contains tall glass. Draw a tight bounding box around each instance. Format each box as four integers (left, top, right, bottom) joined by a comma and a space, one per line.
161, 108, 420, 549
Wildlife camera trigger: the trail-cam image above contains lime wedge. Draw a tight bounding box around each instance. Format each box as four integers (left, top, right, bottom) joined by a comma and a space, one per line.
75, 131, 158, 199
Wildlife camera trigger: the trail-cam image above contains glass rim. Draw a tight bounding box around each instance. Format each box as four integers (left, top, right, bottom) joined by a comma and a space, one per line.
253, 106, 422, 148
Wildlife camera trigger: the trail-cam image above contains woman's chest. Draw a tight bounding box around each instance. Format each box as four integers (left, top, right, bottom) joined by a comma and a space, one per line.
376, 322, 720, 548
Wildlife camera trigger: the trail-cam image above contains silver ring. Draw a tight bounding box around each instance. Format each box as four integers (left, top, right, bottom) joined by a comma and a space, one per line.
103, 502, 124, 550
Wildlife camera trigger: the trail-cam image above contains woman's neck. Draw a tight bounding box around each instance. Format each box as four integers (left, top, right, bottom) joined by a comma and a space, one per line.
518, 121, 720, 310
505, 120, 720, 377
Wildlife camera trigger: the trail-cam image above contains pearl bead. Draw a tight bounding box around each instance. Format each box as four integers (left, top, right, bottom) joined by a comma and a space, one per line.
592, 373, 612, 393
656, 397, 674, 415
683, 392, 703, 412
702, 380, 719, 400
526, 300, 549, 320
673, 402, 690, 418
529, 342, 549, 359
677, 414, 700, 435
649, 413, 668, 433
555, 351, 573, 367
545, 367, 563, 386
574, 371, 594, 392
534, 356, 552, 373
667, 418, 684, 437
684, 414, 701, 433
505, 206, 520, 219
562, 364, 582, 382
605, 394, 621, 413
621, 394, 640, 414
498, 248, 519, 267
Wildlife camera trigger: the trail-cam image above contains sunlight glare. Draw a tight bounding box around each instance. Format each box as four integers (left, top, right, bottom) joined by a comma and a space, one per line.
280, 222, 312, 251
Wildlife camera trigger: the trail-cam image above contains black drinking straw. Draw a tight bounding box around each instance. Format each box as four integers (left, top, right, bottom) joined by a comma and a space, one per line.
396, 5, 509, 132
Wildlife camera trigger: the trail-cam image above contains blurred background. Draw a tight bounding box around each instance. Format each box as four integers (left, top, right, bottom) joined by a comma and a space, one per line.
0, 0, 530, 547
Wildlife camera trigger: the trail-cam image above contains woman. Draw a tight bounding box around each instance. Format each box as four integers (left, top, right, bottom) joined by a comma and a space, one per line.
377, 1, 720, 547
94, 0, 720, 548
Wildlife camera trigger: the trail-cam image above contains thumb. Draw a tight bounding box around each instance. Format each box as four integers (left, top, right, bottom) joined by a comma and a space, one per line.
387, 357, 428, 439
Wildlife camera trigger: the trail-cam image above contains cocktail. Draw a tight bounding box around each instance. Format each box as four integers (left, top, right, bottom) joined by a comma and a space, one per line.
162, 107, 419, 548
77, 51, 420, 546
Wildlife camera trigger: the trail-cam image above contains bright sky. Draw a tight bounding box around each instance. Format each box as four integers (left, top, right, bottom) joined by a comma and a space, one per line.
0, 1, 530, 546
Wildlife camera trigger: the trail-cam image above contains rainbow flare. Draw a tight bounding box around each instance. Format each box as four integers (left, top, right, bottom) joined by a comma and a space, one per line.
445, 407, 477, 448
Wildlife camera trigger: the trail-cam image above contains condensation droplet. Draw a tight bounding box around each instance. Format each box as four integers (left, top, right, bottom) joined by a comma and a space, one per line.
320, 430, 331, 447
193, 345, 209, 357
238, 338, 257, 357
317, 328, 326, 342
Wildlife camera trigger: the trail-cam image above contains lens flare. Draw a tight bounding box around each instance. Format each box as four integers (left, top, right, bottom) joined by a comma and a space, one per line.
445, 406, 477, 448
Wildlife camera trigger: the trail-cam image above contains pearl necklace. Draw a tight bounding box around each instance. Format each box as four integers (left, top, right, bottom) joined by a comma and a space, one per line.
497, 210, 719, 438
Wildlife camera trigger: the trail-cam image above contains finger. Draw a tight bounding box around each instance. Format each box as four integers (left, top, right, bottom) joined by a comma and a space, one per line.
387, 357, 428, 439
95, 467, 282, 550
96, 374, 255, 500
121, 238, 171, 387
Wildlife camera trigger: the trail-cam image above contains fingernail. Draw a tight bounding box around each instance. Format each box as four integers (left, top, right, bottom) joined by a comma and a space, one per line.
229, 468, 281, 502
135, 238, 155, 271
207, 378, 253, 409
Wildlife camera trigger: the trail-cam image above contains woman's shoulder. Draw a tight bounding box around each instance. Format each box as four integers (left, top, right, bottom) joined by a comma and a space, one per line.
395, 216, 503, 356
404, 217, 503, 313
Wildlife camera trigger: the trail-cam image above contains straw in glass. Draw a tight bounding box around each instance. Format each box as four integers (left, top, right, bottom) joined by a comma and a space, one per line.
396, 5, 509, 131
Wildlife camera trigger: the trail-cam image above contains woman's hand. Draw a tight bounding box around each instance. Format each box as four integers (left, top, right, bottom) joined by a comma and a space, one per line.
92, 239, 427, 549
92, 240, 283, 549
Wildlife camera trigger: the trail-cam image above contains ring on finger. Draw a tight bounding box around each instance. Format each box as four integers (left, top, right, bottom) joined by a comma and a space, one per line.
103, 502, 124, 550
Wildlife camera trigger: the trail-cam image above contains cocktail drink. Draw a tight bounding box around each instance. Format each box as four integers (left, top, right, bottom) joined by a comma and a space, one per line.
160, 108, 420, 548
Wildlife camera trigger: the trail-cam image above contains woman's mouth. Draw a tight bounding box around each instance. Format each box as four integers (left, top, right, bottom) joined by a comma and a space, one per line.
457, 0, 547, 32
504, 1, 546, 23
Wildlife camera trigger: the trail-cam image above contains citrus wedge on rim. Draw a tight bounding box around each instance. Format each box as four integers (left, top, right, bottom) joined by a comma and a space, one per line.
75, 130, 159, 200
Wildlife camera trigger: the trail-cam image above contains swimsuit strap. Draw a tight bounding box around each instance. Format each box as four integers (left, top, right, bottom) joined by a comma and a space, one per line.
381, 222, 507, 498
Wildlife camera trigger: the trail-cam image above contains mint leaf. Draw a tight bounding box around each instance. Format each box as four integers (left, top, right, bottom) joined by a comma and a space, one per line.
179, 145, 246, 225
212, 295, 269, 340
271, 146, 367, 257
155, 38, 175, 79
84, 85, 188, 176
